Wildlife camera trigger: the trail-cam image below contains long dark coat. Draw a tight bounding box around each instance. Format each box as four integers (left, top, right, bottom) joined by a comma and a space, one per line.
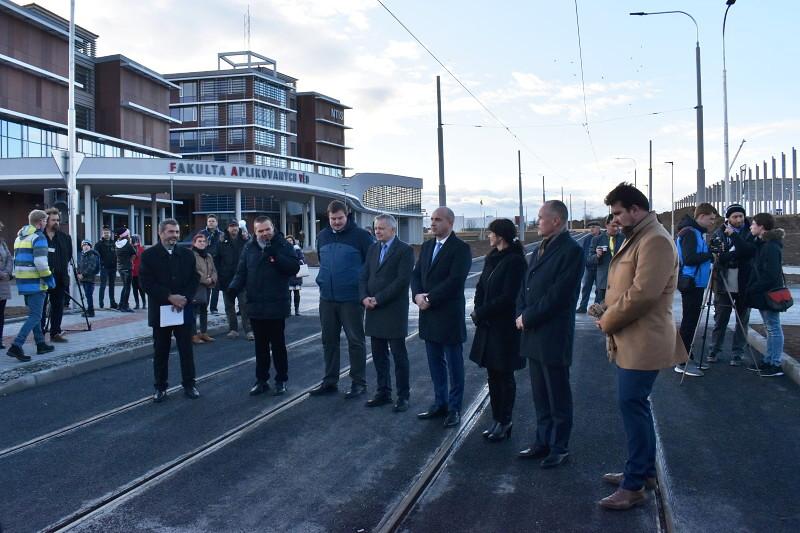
359, 238, 415, 339
411, 233, 472, 344
139, 243, 199, 328
516, 230, 584, 366
228, 233, 300, 320
469, 246, 527, 371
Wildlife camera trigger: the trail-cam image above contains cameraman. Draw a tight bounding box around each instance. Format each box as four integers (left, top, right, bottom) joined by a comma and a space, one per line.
674, 203, 716, 377
708, 204, 756, 366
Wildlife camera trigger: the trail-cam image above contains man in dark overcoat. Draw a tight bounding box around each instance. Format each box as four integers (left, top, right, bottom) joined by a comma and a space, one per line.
359, 214, 415, 412
516, 200, 584, 468
411, 207, 472, 428
140, 218, 200, 402
588, 214, 626, 304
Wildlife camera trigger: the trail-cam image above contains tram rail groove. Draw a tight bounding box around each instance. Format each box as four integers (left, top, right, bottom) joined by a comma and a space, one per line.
0, 332, 321, 460
40, 332, 420, 533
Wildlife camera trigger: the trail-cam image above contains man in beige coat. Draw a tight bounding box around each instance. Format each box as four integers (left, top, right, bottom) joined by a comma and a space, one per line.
595, 183, 688, 510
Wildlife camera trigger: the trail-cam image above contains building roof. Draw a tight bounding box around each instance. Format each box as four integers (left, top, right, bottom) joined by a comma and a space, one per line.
17, 2, 98, 38
296, 92, 352, 110
95, 54, 179, 90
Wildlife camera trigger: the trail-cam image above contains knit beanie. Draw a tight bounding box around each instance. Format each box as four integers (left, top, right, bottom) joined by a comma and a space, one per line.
725, 203, 746, 219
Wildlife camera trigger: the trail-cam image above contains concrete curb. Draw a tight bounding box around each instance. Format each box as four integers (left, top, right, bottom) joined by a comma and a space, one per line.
746, 326, 800, 387
0, 322, 229, 397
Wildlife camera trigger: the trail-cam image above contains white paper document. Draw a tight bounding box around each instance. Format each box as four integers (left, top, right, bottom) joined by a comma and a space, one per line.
159, 305, 184, 327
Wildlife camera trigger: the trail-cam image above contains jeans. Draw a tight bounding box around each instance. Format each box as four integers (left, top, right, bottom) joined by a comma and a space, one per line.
319, 299, 367, 387
578, 267, 597, 310
118, 270, 132, 310
529, 360, 572, 454
99, 267, 116, 306
41, 277, 66, 336
190, 288, 210, 335
617, 366, 659, 491
81, 281, 95, 312
487, 369, 516, 425
424, 341, 464, 412
758, 309, 784, 366
679, 287, 706, 358
14, 292, 46, 347
223, 290, 249, 333
251, 318, 288, 382
710, 291, 750, 358
371, 337, 410, 400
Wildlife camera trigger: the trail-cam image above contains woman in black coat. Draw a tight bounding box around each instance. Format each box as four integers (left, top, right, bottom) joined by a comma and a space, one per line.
469, 218, 527, 441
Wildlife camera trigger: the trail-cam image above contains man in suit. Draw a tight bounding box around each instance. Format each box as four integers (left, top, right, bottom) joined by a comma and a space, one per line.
516, 200, 584, 468
412, 207, 472, 428
139, 219, 200, 403
588, 214, 626, 304
359, 214, 415, 412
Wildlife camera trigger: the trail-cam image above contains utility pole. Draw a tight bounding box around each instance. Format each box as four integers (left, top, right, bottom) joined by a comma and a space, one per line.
67, 0, 79, 303
517, 150, 524, 242
561, 186, 564, 203
542, 175, 545, 205
648, 140, 653, 209
436, 76, 446, 206
568, 194, 572, 230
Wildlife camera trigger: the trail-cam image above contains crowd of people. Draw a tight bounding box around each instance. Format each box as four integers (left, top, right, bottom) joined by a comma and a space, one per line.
0, 182, 791, 511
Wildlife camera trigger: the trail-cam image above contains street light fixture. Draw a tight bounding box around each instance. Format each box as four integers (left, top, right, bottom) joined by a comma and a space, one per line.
631, 10, 706, 203
665, 161, 675, 238
615, 157, 638, 187
723, 0, 737, 206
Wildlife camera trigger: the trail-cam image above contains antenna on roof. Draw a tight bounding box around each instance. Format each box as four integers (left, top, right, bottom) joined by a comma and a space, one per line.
245, 5, 252, 67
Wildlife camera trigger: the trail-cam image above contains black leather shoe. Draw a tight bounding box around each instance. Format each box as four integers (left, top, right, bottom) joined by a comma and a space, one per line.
249, 381, 270, 396
183, 385, 200, 399
487, 422, 513, 442
483, 422, 501, 439
7, 345, 31, 362
393, 398, 409, 412
540, 451, 569, 469
273, 381, 287, 395
366, 394, 392, 407
443, 410, 461, 428
344, 385, 367, 399
518, 445, 550, 459
153, 389, 168, 403
36, 342, 55, 355
417, 405, 448, 419
309, 383, 339, 396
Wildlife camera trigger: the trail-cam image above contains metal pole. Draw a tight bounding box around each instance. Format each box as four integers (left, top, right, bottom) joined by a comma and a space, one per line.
649, 140, 653, 209
666, 162, 675, 237
542, 175, 545, 204
170, 174, 175, 218
568, 194, 572, 230
771, 157, 776, 214
722, 2, 735, 206
755, 163, 760, 213
517, 150, 524, 242
67, 0, 79, 301
436, 76, 446, 206
793, 147, 797, 215
781, 152, 786, 215
695, 39, 706, 203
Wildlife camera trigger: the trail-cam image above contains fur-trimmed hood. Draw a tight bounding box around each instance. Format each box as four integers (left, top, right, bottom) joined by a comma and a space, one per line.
762, 228, 785, 242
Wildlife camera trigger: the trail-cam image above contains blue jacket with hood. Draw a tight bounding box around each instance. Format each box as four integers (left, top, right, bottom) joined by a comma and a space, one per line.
316, 219, 374, 302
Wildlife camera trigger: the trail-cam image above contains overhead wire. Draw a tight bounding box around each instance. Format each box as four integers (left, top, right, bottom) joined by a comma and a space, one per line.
573, 0, 602, 175
441, 106, 693, 129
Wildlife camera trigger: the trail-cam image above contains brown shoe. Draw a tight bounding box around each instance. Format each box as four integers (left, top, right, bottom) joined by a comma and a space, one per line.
598, 487, 647, 510
50, 333, 68, 343
200, 333, 215, 342
191, 335, 205, 344
603, 472, 657, 490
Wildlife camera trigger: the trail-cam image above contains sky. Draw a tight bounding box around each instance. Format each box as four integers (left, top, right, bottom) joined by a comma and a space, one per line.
35, 0, 800, 220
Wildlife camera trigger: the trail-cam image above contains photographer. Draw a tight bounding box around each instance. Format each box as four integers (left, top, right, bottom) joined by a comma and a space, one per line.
587, 214, 625, 304
708, 204, 756, 366
674, 203, 716, 377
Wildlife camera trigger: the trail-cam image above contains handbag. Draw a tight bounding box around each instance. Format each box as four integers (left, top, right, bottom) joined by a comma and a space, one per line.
192, 286, 209, 305
765, 273, 793, 312
297, 262, 310, 278
677, 274, 696, 292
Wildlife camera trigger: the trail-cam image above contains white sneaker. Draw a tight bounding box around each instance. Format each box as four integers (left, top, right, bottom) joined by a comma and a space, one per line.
226, 330, 239, 339
674, 361, 704, 377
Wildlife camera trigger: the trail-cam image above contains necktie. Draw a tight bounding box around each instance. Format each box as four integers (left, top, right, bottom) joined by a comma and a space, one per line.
609, 236, 615, 256
379, 243, 388, 264
432, 241, 443, 262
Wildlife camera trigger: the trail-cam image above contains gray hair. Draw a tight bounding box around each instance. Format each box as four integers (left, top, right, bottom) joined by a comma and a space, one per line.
543, 200, 568, 227
158, 218, 179, 233
374, 213, 397, 230
433, 206, 455, 224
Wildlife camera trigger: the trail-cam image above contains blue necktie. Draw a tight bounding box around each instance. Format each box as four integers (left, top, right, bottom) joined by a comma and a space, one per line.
379, 243, 388, 264
432, 241, 443, 262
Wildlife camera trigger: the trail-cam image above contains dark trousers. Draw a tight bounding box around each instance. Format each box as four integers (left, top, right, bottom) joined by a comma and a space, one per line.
209, 287, 220, 312
529, 360, 573, 454
487, 369, 516, 425
152, 323, 196, 390
81, 281, 95, 312
578, 267, 597, 310
319, 299, 366, 387
679, 287, 705, 357
99, 267, 116, 306
223, 290, 250, 333
710, 291, 750, 358
291, 288, 301, 312
251, 318, 288, 382
0, 298, 6, 341
118, 270, 132, 310
131, 276, 146, 308
596, 288, 607, 304
371, 337, 410, 400
190, 301, 209, 335
617, 366, 659, 491
42, 277, 66, 335
424, 341, 464, 412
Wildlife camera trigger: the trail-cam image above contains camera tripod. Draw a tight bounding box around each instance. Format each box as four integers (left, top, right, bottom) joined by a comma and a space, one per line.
680, 257, 760, 385
43, 255, 92, 334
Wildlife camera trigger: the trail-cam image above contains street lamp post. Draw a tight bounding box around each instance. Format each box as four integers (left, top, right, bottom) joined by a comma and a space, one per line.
665, 161, 675, 237
615, 157, 638, 188
631, 10, 706, 203
723, 0, 737, 206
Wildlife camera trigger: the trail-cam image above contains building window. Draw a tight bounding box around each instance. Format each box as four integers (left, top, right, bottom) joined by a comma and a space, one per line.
75, 105, 93, 130
199, 130, 218, 147
289, 160, 314, 172
179, 107, 197, 123
75, 65, 94, 94
318, 165, 344, 178
200, 105, 218, 127
227, 128, 246, 145
254, 129, 276, 149
180, 82, 197, 102
255, 154, 287, 168
254, 79, 287, 107
363, 185, 422, 213
254, 104, 275, 129
200, 80, 217, 101
228, 103, 246, 126
228, 78, 246, 95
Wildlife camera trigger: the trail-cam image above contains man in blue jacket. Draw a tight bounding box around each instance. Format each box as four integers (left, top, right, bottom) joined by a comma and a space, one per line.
310, 200, 374, 398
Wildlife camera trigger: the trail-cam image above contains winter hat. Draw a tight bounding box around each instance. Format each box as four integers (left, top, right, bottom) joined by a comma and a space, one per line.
118, 228, 130, 239
725, 203, 746, 219
81, 239, 92, 247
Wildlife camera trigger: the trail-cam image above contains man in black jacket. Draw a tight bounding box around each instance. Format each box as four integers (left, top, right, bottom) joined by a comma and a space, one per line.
200, 214, 224, 314
359, 214, 415, 412
228, 216, 299, 396
709, 204, 756, 366
94, 226, 117, 309
41, 207, 72, 342
140, 219, 200, 402
412, 207, 472, 428
217, 220, 251, 339
114, 228, 136, 313
515, 200, 583, 468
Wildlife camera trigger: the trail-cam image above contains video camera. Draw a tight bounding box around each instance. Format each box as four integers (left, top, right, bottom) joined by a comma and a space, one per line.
709, 234, 726, 255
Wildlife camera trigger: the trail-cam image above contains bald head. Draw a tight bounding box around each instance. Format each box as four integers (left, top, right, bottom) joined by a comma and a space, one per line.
430, 206, 455, 239
537, 200, 568, 238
